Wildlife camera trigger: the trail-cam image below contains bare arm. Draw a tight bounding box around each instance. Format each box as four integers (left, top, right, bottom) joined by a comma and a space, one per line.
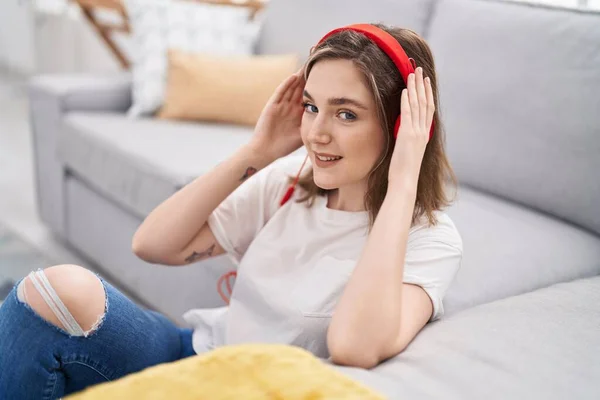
132, 68, 306, 266
327, 185, 432, 368
132, 144, 273, 265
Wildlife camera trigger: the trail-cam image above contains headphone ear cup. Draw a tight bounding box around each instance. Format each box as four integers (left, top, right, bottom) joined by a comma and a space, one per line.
408, 57, 417, 70
393, 116, 401, 139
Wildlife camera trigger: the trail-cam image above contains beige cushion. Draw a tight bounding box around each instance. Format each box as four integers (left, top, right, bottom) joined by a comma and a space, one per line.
158, 50, 298, 126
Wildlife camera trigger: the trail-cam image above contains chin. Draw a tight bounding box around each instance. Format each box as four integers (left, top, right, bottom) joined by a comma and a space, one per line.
314, 180, 338, 190
312, 172, 342, 190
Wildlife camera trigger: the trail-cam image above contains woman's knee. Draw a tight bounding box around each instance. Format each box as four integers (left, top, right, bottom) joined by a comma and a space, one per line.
20, 264, 106, 336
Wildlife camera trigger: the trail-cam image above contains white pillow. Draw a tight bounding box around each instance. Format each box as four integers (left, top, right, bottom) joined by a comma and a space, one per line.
124, 0, 262, 117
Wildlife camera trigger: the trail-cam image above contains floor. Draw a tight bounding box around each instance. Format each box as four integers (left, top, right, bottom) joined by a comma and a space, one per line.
0, 68, 101, 298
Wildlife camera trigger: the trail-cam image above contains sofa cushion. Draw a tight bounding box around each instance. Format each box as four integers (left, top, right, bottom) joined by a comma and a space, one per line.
58, 112, 256, 218
158, 50, 298, 126
427, 0, 600, 236
443, 185, 600, 316
124, 0, 261, 116
333, 276, 600, 399
256, 0, 436, 60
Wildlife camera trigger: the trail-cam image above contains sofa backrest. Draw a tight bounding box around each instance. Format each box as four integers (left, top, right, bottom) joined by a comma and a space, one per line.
427, 0, 600, 236
255, 0, 436, 62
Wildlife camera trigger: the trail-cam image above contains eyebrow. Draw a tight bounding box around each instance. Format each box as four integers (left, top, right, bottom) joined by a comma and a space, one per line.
303, 90, 369, 111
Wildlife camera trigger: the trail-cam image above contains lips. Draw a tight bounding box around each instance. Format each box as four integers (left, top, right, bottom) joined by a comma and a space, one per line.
313, 151, 343, 168
314, 152, 343, 161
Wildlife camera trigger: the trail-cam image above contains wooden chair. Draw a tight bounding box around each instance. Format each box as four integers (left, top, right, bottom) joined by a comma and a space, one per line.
73, 0, 266, 69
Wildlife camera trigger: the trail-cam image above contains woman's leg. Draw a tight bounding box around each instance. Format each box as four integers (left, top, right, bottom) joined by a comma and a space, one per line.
0, 264, 196, 399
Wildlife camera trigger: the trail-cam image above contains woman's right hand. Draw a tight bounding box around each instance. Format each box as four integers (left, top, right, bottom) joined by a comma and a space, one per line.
248, 69, 306, 162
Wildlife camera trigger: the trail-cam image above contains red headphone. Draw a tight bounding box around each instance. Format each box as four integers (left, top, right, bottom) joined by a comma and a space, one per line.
217, 24, 435, 304
279, 23, 435, 208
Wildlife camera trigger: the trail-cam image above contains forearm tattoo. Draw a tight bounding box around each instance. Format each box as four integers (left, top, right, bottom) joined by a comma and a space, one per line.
185, 244, 216, 263
240, 166, 257, 181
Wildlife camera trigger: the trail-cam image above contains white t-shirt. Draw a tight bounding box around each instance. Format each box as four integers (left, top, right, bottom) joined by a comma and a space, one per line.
183, 155, 463, 358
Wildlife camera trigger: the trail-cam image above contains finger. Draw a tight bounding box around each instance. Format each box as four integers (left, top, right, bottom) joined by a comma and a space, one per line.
407, 72, 420, 130
289, 81, 302, 104
297, 67, 307, 84
400, 87, 411, 132
283, 77, 298, 103
283, 69, 305, 102
288, 79, 305, 116
283, 73, 304, 102
270, 74, 298, 105
416, 68, 428, 132
292, 75, 305, 103
424, 76, 435, 135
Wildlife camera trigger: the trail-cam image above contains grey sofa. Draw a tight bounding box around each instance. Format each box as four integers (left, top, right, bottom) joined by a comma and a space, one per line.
29, 0, 600, 398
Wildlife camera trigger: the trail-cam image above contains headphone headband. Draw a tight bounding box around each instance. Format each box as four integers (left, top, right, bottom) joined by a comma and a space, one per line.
317, 24, 416, 91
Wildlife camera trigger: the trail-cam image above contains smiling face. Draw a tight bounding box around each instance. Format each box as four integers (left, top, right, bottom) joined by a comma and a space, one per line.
301, 59, 386, 195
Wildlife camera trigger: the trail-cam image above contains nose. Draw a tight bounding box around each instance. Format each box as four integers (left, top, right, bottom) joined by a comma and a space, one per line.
306, 114, 332, 145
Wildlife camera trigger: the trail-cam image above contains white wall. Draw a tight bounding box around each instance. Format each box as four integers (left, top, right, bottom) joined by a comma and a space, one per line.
499, 0, 599, 8
0, 0, 36, 74
34, 8, 123, 75
0, 1, 125, 76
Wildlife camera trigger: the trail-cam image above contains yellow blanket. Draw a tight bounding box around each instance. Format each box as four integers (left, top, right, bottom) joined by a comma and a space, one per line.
66, 344, 385, 400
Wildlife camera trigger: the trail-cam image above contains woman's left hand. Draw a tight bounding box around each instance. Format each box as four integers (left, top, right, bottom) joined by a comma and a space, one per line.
388, 66, 435, 190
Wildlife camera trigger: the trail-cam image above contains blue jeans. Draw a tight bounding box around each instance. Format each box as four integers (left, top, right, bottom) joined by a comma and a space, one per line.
0, 274, 196, 399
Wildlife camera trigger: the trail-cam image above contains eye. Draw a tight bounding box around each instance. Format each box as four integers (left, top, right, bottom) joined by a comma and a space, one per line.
302, 102, 318, 113
339, 111, 357, 121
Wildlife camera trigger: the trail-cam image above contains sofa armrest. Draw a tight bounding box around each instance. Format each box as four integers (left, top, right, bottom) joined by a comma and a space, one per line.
28, 73, 132, 114
29, 73, 132, 238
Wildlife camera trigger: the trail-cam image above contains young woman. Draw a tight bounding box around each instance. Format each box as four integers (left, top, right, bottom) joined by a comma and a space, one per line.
0, 23, 462, 398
